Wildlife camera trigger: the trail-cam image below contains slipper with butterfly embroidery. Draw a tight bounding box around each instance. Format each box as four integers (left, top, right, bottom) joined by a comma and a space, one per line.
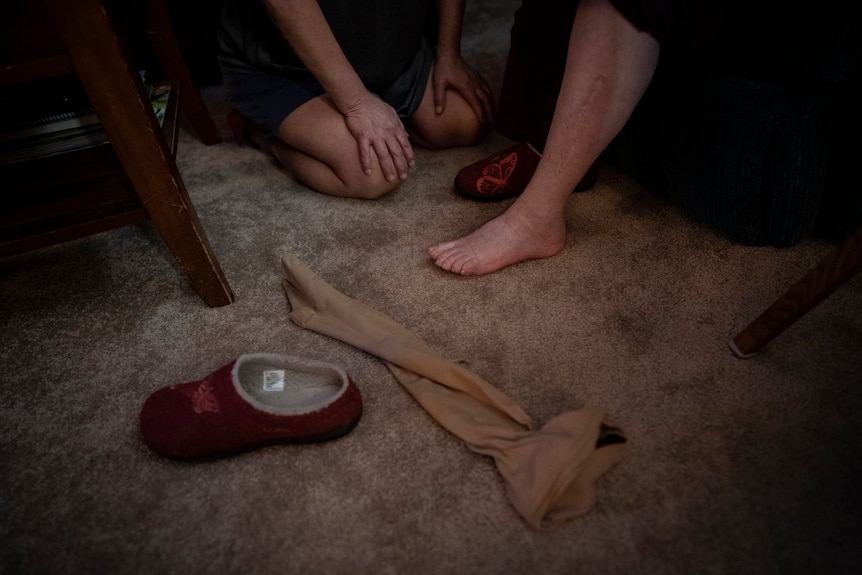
454, 141, 600, 201
454, 142, 540, 201
139, 353, 362, 459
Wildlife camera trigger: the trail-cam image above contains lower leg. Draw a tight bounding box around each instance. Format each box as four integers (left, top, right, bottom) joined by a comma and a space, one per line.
429, 0, 660, 275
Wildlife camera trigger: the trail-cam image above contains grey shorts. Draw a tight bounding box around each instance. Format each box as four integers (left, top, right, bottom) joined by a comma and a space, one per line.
221, 38, 434, 136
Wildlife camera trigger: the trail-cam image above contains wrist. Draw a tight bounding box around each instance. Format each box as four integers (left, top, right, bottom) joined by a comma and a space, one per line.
328, 79, 370, 116
436, 43, 460, 61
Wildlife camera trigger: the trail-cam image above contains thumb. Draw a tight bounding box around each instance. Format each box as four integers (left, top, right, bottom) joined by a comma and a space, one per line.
433, 77, 447, 115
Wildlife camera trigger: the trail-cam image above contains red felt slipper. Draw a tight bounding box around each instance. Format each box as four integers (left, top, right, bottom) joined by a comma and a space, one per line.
454, 142, 540, 201
140, 353, 362, 459
454, 142, 600, 201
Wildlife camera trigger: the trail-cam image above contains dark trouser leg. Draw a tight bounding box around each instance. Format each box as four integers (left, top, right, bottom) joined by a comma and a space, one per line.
495, 0, 580, 152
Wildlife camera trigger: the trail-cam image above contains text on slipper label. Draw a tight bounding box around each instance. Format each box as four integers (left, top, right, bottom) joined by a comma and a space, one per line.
263, 370, 285, 392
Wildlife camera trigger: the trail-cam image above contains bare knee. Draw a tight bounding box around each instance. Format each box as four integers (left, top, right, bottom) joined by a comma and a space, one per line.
445, 114, 489, 147
410, 101, 489, 149
317, 157, 403, 198
291, 171, 399, 199
339, 175, 401, 199
271, 138, 401, 199
417, 116, 488, 149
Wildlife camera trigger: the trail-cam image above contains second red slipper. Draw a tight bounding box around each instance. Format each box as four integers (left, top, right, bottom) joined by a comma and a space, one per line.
454, 142, 541, 201
140, 353, 362, 459
454, 141, 600, 201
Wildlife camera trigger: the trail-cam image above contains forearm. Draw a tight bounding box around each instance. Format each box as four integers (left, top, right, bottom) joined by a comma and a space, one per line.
261, 0, 366, 113
435, 0, 466, 59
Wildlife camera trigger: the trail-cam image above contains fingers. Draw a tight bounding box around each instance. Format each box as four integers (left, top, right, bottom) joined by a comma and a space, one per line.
462, 73, 494, 125
463, 88, 488, 125
345, 96, 415, 181
436, 60, 496, 125
371, 140, 398, 182
397, 130, 416, 170
372, 130, 413, 182
433, 77, 447, 115
474, 76, 496, 124
358, 139, 374, 176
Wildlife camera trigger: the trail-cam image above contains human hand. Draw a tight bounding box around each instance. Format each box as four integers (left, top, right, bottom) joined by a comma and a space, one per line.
432, 52, 495, 125
341, 92, 414, 182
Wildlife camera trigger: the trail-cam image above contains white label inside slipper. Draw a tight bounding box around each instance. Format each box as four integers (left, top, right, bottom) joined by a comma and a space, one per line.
263, 370, 285, 392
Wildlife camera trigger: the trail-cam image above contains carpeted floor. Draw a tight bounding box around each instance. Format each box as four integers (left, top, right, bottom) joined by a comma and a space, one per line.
2, 1, 861, 574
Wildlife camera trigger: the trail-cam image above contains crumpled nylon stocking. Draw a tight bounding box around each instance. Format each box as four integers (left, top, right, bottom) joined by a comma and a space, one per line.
282, 253, 625, 528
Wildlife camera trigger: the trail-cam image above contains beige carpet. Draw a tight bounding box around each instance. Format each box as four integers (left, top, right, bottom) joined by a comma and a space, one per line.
2, 1, 861, 573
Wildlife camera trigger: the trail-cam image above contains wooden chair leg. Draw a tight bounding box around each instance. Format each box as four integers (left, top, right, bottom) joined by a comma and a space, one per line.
45, 0, 234, 307
143, 0, 222, 145
729, 225, 862, 358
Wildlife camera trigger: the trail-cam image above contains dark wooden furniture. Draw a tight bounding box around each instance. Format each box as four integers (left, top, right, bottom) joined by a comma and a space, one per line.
730, 225, 862, 358
0, 0, 234, 307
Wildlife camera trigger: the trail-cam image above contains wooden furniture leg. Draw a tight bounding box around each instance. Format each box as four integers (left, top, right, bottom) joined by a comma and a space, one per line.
143, 0, 222, 145
43, 0, 234, 307
729, 225, 862, 358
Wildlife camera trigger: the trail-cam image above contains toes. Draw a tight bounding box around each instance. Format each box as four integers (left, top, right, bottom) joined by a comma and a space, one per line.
429, 241, 481, 275
429, 243, 455, 265
434, 251, 457, 271
431, 248, 458, 272
456, 258, 479, 275
442, 252, 477, 275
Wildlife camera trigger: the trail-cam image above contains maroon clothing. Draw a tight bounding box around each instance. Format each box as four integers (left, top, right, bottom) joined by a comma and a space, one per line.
494, 0, 577, 151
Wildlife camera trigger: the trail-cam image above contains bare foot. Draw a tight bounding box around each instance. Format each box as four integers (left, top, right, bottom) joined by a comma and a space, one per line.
428, 205, 566, 275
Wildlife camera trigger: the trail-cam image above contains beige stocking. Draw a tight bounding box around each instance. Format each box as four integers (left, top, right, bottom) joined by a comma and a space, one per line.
282, 253, 625, 528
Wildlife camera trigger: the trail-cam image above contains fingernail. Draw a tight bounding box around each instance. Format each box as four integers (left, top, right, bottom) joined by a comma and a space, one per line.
435, 106, 443, 114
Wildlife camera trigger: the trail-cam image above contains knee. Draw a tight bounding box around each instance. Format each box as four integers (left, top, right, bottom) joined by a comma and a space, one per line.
410, 97, 490, 149
416, 114, 489, 149
442, 117, 489, 148
455, 116, 491, 146
338, 173, 402, 199
293, 152, 402, 199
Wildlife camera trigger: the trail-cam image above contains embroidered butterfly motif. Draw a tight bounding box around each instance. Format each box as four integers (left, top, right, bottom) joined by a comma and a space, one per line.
476, 152, 518, 196
191, 381, 219, 414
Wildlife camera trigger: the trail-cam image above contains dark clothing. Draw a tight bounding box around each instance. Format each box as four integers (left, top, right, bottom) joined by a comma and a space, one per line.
494, 0, 577, 152
220, 70, 326, 136
218, 0, 433, 86
608, 0, 730, 49
217, 0, 436, 134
